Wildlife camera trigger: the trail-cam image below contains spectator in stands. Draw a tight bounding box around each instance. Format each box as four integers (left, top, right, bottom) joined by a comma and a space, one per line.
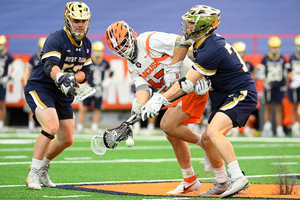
257, 36, 286, 137
286, 35, 300, 137
232, 41, 258, 137
24, 37, 46, 132
77, 41, 112, 133
0, 35, 14, 132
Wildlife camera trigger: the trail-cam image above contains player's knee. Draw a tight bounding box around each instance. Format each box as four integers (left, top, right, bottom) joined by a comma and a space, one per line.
160, 119, 174, 134
61, 137, 74, 148
205, 126, 218, 142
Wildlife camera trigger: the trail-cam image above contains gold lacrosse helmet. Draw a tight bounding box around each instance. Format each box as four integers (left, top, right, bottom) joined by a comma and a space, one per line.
93, 41, 104, 51
295, 35, 300, 46
92, 41, 104, 63
181, 5, 220, 40
0, 35, 7, 55
37, 37, 47, 57
268, 36, 281, 48
64, 1, 91, 40
233, 41, 246, 53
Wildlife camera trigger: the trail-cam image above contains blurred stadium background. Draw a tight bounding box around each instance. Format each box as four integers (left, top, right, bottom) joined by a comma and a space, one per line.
1, 0, 300, 130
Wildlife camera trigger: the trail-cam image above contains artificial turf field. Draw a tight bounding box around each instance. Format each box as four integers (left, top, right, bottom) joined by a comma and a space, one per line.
0, 129, 300, 200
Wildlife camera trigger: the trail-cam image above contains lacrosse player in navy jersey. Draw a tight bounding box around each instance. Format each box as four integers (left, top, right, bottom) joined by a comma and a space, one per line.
77, 41, 112, 133
24, 2, 92, 190
0, 35, 14, 132
141, 5, 257, 198
286, 35, 300, 137
257, 36, 286, 137
24, 37, 46, 131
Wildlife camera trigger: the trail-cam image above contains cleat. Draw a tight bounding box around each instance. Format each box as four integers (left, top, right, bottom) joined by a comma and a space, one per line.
200, 180, 230, 195
204, 151, 212, 173
167, 174, 201, 194
40, 165, 56, 187
220, 175, 250, 198
25, 167, 42, 190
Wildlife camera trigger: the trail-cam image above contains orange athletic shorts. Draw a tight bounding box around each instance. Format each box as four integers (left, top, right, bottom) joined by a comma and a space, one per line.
168, 92, 209, 125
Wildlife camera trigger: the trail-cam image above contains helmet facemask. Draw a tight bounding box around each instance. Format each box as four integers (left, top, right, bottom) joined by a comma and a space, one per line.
181, 5, 220, 40
105, 21, 137, 62
64, 2, 91, 41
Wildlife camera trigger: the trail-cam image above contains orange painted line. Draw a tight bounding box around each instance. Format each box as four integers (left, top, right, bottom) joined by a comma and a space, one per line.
74, 182, 300, 199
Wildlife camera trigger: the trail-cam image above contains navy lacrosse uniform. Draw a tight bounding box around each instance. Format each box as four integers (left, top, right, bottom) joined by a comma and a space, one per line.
192, 33, 258, 127
260, 53, 286, 103
83, 59, 110, 109
245, 61, 254, 73
0, 53, 14, 100
287, 52, 300, 103
27, 54, 40, 71
24, 27, 92, 120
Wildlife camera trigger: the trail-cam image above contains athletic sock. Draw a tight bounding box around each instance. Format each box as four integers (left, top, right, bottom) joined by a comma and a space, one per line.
213, 165, 227, 183
227, 160, 244, 180
40, 157, 51, 168
182, 166, 195, 180
31, 158, 42, 169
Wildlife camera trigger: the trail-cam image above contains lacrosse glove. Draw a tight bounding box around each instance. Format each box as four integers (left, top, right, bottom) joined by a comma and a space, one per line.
194, 79, 212, 95
55, 72, 79, 97
141, 93, 170, 121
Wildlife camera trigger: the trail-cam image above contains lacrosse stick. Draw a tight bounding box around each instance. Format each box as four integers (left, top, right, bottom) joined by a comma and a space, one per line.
75, 84, 96, 101
91, 86, 167, 156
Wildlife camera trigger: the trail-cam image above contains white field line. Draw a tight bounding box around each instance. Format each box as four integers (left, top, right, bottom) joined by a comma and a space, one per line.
0, 155, 300, 165
1, 173, 300, 188
1, 143, 300, 152
43, 195, 92, 198
2, 132, 300, 143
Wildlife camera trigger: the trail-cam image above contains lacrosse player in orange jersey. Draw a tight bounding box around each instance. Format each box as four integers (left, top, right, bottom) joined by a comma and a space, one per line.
105, 21, 218, 194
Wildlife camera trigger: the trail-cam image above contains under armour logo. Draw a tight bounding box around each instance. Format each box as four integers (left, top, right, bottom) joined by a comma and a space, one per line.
76, 48, 81, 52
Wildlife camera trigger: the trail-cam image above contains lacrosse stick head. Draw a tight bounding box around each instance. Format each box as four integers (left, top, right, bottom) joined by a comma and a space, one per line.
91, 135, 107, 156
103, 122, 133, 149
76, 84, 96, 101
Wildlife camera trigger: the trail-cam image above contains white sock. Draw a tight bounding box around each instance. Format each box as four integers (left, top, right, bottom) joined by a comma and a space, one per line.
91, 123, 98, 131
213, 165, 227, 183
29, 121, 35, 130
41, 157, 51, 168
77, 123, 83, 131
195, 136, 202, 147
182, 166, 195, 178
31, 158, 42, 169
227, 160, 244, 180
0, 120, 4, 130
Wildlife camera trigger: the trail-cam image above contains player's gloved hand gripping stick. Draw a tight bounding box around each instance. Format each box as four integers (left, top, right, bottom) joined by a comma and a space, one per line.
55, 72, 96, 101
91, 85, 167, 156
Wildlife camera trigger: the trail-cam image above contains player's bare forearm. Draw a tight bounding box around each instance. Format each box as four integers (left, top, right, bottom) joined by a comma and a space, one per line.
75, 71, 85, 83
170, 46, 189, 65
162, 81, 185, 101
162, 68, 203, 101
135, 90, 150, 104
50, 66, 62, 80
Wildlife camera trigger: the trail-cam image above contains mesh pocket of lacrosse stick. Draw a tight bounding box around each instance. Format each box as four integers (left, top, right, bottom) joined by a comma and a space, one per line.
91, 135, 107, 156
76, 84, 96, 101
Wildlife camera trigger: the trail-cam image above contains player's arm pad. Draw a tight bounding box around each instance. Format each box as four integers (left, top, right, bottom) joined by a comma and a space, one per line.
44, 59, 59, 77
136, 85, 152, 96
80, 67, 91, 83
178, 77, 194, 94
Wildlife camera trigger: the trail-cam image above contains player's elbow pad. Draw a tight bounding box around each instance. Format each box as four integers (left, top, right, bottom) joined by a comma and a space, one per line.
80, 67, 90, 83
178, 77, 194, 94
44, 60, 59, 77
